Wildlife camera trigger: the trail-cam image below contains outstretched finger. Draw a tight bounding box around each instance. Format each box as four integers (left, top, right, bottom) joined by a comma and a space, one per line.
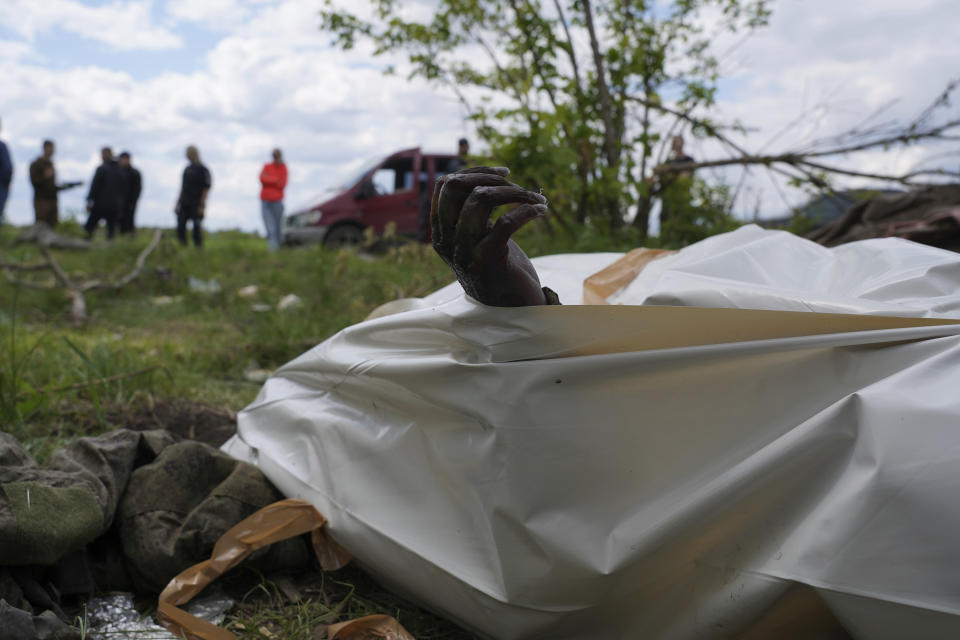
431, 167, 510, 247
430, 175, 449, 254
454, 185, 546, 255
484, 203, 548, 250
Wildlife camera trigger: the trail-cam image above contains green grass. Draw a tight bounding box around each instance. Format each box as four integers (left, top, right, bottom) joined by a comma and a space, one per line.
0, 218, 651, 452
0, 219, 650, 639
0, 224, 454, 456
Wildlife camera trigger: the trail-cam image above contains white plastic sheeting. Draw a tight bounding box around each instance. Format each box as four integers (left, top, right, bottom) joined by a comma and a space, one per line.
224, 226, 960, 639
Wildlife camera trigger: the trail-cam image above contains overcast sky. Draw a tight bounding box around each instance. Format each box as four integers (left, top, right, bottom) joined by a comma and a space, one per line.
0, 0, 957, 234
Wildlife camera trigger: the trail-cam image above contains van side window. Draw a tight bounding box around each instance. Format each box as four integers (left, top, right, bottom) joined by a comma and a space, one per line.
434, 157, 456, 176
372, 157, 415, 196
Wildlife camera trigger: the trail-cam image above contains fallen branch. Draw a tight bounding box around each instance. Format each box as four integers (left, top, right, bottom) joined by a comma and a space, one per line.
653, 154, 960, 186
1, 228, 165, 325
81, 228, 163, 292
0, 261, 51, 272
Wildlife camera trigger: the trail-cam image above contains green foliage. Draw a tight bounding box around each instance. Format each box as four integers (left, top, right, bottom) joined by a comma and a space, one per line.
512, 217, 653, 255
659, 178, 741, 248
0, 289, 51, 433
321, 0, 770, 241
0, 227, 453, 452
785, 213, 816, 237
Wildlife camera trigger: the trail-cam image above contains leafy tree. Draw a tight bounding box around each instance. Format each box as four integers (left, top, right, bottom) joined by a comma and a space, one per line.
321, 0, 771, 240
659, 177, 740, 248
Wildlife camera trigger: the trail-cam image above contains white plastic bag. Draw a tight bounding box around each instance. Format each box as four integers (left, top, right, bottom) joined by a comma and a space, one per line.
224, 227, 960, 639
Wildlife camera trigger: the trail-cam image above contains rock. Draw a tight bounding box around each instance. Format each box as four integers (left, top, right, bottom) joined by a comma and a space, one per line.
188, 277, 221, 293
277, 294, 302, 310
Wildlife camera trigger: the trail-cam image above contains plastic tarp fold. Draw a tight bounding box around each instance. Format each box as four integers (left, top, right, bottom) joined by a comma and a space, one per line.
223, 226, 960, 639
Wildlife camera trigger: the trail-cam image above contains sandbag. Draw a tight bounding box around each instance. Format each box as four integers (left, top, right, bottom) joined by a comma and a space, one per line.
0, 429, 176, 567
0, 428, 307, 634
224, 226, 960, 639
119, 441, 311, 593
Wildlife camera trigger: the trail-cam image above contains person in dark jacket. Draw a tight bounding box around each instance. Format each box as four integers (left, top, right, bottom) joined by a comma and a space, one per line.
451, 137, 469, 172
117, 151, 142, 236
653, 135, 696, 234
0, 118, 12, 226
84, 147, 126, 239
175, 145, 211, 248
29, 140, 63, 227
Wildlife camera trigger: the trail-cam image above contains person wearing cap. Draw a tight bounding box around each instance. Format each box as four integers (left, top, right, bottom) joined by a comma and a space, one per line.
259, 148, 287, 251
117, 151, 142, 236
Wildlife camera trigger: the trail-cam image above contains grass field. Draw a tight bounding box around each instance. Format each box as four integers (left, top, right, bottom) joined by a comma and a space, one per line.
0, 217, 646, 638
0, 222, 456, 449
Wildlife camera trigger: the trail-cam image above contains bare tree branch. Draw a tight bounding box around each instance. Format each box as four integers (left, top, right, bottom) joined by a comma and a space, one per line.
580, 0, 618, 167
629, 78, 960, 202
552, 0, 584, 101
0, 261, 51, 272
81, 228, 163, 291
2, 228, 165, 326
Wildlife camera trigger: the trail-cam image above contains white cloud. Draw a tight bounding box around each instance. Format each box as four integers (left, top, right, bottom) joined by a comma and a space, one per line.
1, 0, 957, 235
0, 0, 467, 233
165, 0, 251, 27
0, 0, 182, 51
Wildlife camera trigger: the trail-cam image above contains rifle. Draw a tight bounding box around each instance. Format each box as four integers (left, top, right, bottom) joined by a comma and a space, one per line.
57, 181, 83, 192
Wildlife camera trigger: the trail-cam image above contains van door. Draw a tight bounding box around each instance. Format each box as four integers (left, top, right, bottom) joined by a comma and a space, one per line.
360, 150, 421, 237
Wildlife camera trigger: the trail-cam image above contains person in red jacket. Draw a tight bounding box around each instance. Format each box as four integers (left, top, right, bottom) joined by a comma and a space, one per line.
259, 148, 287, 251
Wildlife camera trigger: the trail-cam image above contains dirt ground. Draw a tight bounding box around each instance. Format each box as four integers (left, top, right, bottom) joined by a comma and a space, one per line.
122, 398, 239, 447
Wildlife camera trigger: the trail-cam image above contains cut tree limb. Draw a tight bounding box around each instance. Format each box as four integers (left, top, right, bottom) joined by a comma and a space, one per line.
2, 228, 164, 326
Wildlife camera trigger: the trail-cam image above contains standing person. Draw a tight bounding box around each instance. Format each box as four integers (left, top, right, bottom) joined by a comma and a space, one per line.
117, 151, 142, 236
29, 140, 61, 227
259, 148, 287, 251
0, 118, 12, 226
84, 147, 126, 239
451, 137, 470, 171
653, 135, 696, 235
175, 145, 211, 248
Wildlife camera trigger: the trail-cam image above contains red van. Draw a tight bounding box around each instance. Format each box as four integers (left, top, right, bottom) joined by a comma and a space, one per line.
282, 147, 459, 247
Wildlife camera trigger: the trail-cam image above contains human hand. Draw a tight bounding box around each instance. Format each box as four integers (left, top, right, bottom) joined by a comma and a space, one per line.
431, 166, 556, 306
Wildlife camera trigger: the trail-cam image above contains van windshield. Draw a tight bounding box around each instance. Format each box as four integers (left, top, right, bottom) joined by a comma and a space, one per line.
333, 153, 386, 192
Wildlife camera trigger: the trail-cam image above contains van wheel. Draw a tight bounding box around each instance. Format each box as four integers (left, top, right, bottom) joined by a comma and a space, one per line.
324, 224, 364, 249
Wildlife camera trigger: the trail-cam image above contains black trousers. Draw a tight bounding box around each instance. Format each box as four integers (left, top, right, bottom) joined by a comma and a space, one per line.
85, 209, 117, 239
176, 211, 203, 247
119, 207, 136, 235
